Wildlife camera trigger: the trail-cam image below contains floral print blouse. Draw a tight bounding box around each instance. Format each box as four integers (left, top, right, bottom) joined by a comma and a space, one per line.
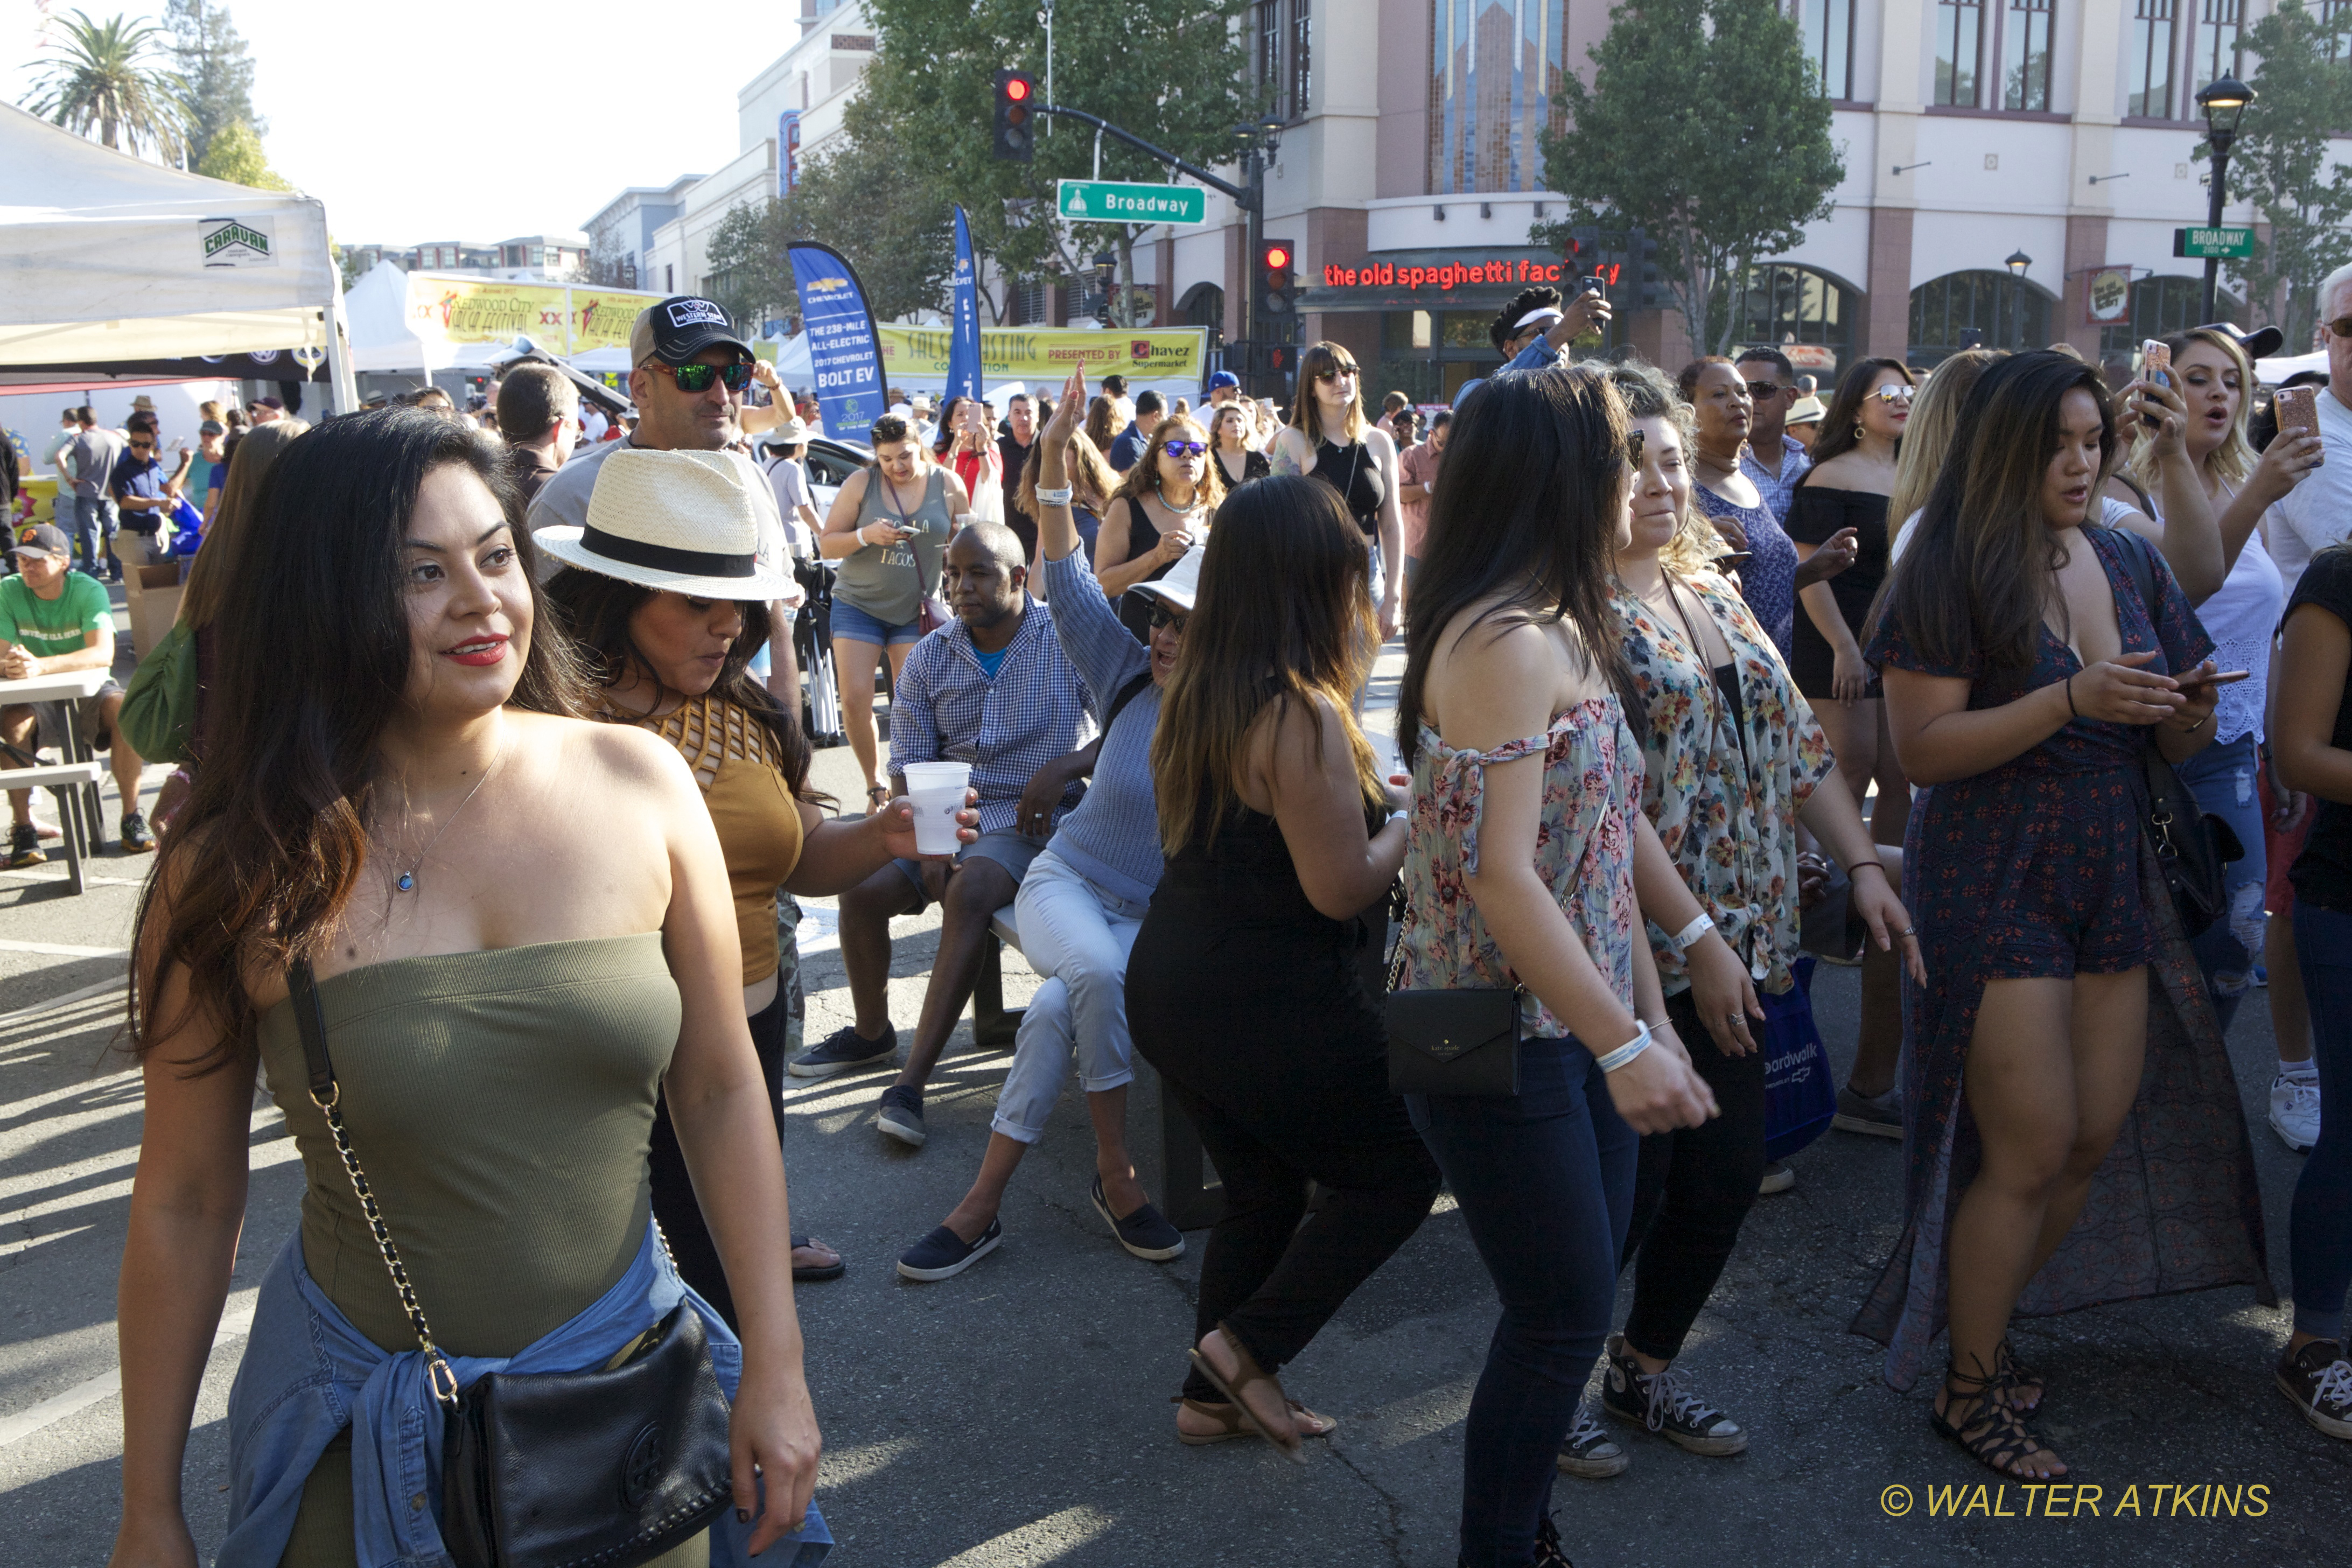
1397, 697, 1644, 1038
1615, 569, 1833, 998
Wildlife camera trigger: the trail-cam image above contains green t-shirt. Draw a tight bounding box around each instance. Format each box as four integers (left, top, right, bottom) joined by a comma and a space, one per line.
0, 571, 114, 659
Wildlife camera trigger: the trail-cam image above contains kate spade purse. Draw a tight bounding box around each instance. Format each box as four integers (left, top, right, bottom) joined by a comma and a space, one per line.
1382, 909, 1522, 1097
290, 961, 735, 1568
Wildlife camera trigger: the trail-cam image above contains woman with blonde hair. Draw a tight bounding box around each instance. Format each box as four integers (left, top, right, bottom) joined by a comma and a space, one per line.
1888, 349, 2001, 551
1211, 403, 1270, 488
1095, 414, 1224, 638
1273, 340, 1406, 640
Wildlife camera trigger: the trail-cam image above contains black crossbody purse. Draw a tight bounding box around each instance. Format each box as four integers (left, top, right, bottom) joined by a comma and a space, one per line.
289, 961, 735, 1568
1382, 900, 1523, 1097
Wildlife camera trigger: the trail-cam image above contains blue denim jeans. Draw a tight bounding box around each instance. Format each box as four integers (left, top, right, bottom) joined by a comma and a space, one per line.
2291, 903, 2352, 1341
1408, 1043, 1638, 1568
67, 493, 115, 578
2179, 733, 2267, 1033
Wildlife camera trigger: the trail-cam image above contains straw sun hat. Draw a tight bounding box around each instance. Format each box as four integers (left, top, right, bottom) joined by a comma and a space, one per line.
536, 447, 798, 599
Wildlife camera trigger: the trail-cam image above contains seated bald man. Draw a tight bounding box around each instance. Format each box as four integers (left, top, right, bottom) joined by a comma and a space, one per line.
794, 521, 1103, 1150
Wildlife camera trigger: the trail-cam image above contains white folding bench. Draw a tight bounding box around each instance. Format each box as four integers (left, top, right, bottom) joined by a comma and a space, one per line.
2, 760, 107, 894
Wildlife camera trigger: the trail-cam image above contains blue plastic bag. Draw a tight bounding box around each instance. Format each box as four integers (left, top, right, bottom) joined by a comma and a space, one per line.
169, 495, 204, 559
1761, 954, 1837, 1161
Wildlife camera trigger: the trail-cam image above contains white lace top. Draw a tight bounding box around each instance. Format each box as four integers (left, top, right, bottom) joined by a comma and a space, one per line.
2144, 487, 2278, 745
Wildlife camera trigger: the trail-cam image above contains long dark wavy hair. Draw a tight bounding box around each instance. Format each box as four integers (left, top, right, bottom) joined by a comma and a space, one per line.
542, 568, 819, 804
1150, 474, 1384, 855
131, 409, 587, 1070
1397, 367, 1645, 771
1867, 350, 2117, 675
1804, 356, 1914, 468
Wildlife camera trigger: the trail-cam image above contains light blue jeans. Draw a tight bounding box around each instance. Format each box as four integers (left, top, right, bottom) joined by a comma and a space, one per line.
2178, 733, 2267, 1034
993, 846, 1149, 1143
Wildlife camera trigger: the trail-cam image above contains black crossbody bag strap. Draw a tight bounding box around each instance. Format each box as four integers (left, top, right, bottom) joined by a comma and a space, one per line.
1101, 669, 1154, 736
288, 959, 461, 1408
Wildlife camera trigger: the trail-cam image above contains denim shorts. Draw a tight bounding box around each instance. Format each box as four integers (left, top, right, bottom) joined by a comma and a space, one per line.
829, 598, 922, 648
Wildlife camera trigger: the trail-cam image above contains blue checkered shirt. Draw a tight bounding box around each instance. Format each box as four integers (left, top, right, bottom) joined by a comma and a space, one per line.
888, 599, 1098, 836
1741, 435, 1811, 526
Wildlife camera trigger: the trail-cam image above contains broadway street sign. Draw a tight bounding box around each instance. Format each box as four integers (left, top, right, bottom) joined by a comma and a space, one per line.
2173, 226, 2255, 260
1056, 180, 1208, 226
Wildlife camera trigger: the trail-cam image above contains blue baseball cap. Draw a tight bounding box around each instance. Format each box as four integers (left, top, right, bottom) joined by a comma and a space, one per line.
1207, 370, 1240, 390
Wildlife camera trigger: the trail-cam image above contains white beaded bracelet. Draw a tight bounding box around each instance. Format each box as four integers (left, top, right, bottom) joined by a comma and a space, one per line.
1034, 485, 1075, 506
1594, 1020, 1653, 1074
1669, 912, 1716, 953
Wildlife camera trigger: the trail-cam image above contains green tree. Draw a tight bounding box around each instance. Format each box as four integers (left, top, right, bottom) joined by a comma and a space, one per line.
702, 132, 960, 328
22, 9, 187, 164
1537, 0, 1844, 356
197, 118, 292, 191
842, 0, 1259, 324
2214, 1, 2352, 346
167, 0, 264, 172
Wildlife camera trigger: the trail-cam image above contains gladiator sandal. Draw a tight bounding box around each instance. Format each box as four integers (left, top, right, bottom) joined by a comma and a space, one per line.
1931, 1359, 2060, 1479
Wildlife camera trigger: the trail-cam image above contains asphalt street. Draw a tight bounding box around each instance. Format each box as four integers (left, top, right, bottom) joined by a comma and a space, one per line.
2, 632, 2345, 1566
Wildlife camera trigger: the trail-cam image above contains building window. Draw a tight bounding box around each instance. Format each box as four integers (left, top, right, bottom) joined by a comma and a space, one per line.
666, 264, 675, 293
1008, 279, 1048, 326
1258, 2, 1286, 120
2097, 275, 2242, 356
1292, 0, 1312, 118
1909, 270, 2053, 366
2129, 0, 2174, 116
2003, 0, 2053, 110
2327, 0, 2350, 62
1935, 0, 1983, 106
1427, 0, 1567, 194
1800, 0, 1854, 99
1716, 264, 1856, 372
2193, 0, 2241, 93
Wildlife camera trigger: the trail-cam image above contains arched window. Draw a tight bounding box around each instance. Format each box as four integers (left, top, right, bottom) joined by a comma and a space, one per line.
1716, 263, 1858, 373
1908, 271, 2056, 367
1178, 282, 1226, 348
2098, 274, 2244, 358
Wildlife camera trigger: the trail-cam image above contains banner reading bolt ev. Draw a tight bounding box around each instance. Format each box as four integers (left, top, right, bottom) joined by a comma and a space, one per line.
788, 242, 888, 441
944, 205, 982, 403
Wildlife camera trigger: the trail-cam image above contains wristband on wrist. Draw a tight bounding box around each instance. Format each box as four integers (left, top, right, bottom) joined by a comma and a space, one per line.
1035, 485, 1074, 506
1851, 859, 1890, 881
1668, 912, 1716, 953
1595, 1020, 1653, 1074
2064, 674, 2079, 719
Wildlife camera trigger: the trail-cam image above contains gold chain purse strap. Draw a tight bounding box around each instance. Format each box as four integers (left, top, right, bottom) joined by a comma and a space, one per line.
290, 959, 461, 1410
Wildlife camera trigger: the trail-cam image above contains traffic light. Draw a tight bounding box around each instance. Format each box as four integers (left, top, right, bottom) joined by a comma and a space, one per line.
1562, 226, 1602, 272
1630, 227, 1670, 312
1260, 239, 1298, 319
993, 69, 1035, 162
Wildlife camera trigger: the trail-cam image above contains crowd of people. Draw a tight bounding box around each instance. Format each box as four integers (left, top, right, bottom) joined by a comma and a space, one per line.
13, 264, 2340, 1567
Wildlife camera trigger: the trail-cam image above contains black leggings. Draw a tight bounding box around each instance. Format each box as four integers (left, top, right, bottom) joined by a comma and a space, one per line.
647, 988, 789, 1332
1618, 982, 1768, 1362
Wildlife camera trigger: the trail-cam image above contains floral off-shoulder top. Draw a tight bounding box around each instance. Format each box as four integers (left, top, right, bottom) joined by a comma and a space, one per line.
1396, 696, 1644, 1039
1613, 569, 1833, 998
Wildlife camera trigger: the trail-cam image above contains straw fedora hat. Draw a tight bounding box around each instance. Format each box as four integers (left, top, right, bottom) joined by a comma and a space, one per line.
536, 447, 799, 599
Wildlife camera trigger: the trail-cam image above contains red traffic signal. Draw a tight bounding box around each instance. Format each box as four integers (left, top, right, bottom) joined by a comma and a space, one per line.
1261, 240, 1298, 316
993, 69, 1036, 162
1263, 243, 1291, 271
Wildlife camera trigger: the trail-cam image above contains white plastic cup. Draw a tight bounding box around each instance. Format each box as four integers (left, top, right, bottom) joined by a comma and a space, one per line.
901, 760, 972, 855
954, 510, 980, 534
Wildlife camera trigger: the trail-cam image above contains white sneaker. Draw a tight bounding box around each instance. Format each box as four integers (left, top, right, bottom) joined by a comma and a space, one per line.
2269, 1074, 2321, 1153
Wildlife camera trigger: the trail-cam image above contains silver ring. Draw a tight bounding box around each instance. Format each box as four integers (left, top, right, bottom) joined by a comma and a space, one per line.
1899, 927, 1917, 937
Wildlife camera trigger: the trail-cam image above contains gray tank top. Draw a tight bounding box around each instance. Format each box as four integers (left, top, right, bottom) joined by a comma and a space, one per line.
836, 467, 954, 626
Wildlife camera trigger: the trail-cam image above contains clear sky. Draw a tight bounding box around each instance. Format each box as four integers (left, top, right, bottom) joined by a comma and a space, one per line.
5, 0, 781, 242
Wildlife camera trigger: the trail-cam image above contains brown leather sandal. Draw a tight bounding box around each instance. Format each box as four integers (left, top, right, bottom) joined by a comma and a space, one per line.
1173, 1395, 1337, 1446
1186, 1325, 1306, 1463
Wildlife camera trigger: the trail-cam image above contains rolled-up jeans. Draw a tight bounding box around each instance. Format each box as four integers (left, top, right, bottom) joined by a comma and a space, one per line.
2178, 732, 2266, 1033
992, 846, 1148, 1144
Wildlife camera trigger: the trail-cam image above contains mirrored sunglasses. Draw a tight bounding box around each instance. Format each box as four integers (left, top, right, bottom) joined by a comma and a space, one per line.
1162, 440, 1207, 458
1872, 384, 1916, 404
653, 360, 753, 394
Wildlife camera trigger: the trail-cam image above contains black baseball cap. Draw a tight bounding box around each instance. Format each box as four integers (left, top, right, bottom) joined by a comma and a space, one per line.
631, 296, 753, 367
11, 523, 72, 562
2195, 320, 2285, 362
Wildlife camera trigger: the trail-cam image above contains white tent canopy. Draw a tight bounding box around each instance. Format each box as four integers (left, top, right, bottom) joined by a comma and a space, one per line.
0, 101, 351, 407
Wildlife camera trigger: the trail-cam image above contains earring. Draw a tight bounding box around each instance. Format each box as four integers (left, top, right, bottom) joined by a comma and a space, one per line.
1855, 423, 1866, 440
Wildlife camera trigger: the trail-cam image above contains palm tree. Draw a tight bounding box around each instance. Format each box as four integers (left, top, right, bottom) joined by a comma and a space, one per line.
23, 10, 188, 164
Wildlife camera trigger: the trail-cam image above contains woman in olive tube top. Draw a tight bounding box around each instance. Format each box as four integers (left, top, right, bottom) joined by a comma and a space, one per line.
110, 410, 822, 1568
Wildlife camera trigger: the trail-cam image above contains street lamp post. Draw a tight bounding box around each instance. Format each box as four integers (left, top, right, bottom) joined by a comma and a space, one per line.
2005, 250, 2033, 350
2195, 76, 2255, 324
1231, 118, 1285, 394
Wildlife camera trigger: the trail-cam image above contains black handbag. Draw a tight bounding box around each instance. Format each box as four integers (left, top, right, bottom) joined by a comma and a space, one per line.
2108, 531, 2244, 939
1382, 907, 1522, 1096
289, 961, 735, 1568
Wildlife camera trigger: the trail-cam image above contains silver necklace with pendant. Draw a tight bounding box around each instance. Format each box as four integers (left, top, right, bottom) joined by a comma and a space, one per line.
383, 748, 502, 894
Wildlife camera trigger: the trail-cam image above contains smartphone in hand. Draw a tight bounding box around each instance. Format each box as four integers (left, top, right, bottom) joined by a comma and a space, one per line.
2142, 339, 2172, 389
2274, 385, 2321, 452
1578, 274, 1606, 300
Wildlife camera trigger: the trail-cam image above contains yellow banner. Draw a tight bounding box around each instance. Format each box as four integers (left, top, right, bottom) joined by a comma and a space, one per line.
876, 326, 1208, 384
405, 275, 664, 355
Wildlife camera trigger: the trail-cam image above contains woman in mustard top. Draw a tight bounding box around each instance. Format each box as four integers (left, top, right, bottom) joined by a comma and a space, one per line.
545, 447, 975, 1312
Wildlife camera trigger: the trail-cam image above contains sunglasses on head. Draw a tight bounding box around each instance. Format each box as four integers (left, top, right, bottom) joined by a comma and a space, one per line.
1163, 439, 1206, 458
647, 359, 753, 394
1744, 380, 1787, 400
1871, 384, 1916, 404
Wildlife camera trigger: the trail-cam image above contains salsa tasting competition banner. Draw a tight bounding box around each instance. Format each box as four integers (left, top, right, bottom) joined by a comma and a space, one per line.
877, 326, 1208, 386
404, 276, 664, 356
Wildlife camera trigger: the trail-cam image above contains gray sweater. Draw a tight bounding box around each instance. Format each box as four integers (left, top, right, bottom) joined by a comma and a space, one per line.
1040, 550, 1164, 903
